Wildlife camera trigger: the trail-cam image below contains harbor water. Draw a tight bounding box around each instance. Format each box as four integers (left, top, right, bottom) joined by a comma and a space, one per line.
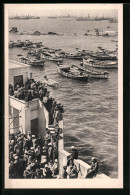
9, 17, 118, 178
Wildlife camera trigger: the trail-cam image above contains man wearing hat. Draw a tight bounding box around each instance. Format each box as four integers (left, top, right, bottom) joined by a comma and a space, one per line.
13, 156, 21, 178
62, 166, 68, 179
85, 157, 99, 178
32, 135, 37, 150
43, 164, 53, 178
67, 146, 78, 166
48, 143, 53, 162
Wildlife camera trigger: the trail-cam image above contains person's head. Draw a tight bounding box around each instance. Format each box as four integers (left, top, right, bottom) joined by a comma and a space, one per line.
32, 135, 35, 139
91, 157, 97, 163
49, 161, 53, 165
54, 159, 58, 163
63, 166, 67, 170
70, 159, 74, 165
45, 164, 48, 169
70, 146, 75, 150
30, 147, 34, 152
14, 156, 18, 161
70, 165, 73, 170
48, 143, 52, 147
44, 75, 48, 80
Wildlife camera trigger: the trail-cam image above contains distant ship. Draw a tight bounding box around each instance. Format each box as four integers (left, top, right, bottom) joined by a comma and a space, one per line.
9, 15, 40, 20
109, 18, 118, 23
48, 16, 57, 19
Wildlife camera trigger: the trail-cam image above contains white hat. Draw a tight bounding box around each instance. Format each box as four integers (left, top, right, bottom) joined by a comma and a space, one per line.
32, 135, 35, 138
70, 146, 75, 149
55, 159, 58, 162
30, 147, 34, 150
14, 156, 18, 160
91, 157, 96, 162
45, 164, 48, 168
48, 143, 52, 146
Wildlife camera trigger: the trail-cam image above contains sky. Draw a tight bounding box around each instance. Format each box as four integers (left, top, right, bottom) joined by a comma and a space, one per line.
6, 4, 119, 18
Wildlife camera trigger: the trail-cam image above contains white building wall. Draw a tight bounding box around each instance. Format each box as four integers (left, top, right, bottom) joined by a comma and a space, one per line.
9, 67, 30, 87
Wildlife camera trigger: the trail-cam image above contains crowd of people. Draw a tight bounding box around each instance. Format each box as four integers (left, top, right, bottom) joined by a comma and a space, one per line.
9, 126, 61, 179
9, 127, 98, 179
9, 77, 99, 179
9, 77, 64, 125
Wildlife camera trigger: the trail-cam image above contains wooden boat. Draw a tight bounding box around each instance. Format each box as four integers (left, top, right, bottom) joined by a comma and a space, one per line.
18, 57, 45, 67
42, 55, 63, 62
66, 53, 83, 60
75, 64, 109, 79
57, 63, 89, 81
44, 78, 58, 87
83, 58, 118, 69
22, 46, 29, 50
89, 53, 117, 60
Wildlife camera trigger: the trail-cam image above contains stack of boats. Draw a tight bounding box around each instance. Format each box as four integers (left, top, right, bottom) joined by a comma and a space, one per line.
18, 56, 45, 67
9, 40, 118, 80
57, 62, 109, 81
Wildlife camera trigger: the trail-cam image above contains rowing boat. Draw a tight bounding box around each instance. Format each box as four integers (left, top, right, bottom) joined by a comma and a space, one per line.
57, 63, 89, 81
74, 64, 109, 79
83, 58, 118, 69
18, 56, 45, 67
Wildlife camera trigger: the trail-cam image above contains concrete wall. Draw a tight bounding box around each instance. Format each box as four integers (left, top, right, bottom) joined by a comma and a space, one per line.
38, 100, 47, 139
9, 97, 48, 138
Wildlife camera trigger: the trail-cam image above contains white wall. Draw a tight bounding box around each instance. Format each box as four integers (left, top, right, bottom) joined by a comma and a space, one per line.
9, 67, 30, 87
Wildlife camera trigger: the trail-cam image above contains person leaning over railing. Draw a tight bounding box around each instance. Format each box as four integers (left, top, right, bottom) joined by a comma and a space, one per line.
85, 157, 99, 178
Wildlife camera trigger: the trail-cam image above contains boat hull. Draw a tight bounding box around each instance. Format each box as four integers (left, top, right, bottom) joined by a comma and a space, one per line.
18, 57, 45, 67
57, 66, 89, 82
83, 60, 118, 69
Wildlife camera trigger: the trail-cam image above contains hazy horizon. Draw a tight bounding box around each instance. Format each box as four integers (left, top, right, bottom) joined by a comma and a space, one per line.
7, 4, 118, 18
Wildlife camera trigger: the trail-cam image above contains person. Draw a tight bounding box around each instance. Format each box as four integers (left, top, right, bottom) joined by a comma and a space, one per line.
23, 167, 31, 178
48, 143, 53, 162
62, 166, 68, 179
85, 157, 99, 178
68, 164, 78, 179
43, 164, 53, 178
43, 75, 48, 85
67, 146, 78, 166
52, 159, 59, 175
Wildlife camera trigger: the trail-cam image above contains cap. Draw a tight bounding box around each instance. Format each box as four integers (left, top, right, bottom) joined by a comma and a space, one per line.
14, 156, 18, 160
48, 143, 52, 146
70, 146, 75, 149
91, 157, 97, 162
45, 164, 48, 168
30, 147, 34, 150
32, 135, 35, 138
55, 159, 58, 163
26, 167, 31, 170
